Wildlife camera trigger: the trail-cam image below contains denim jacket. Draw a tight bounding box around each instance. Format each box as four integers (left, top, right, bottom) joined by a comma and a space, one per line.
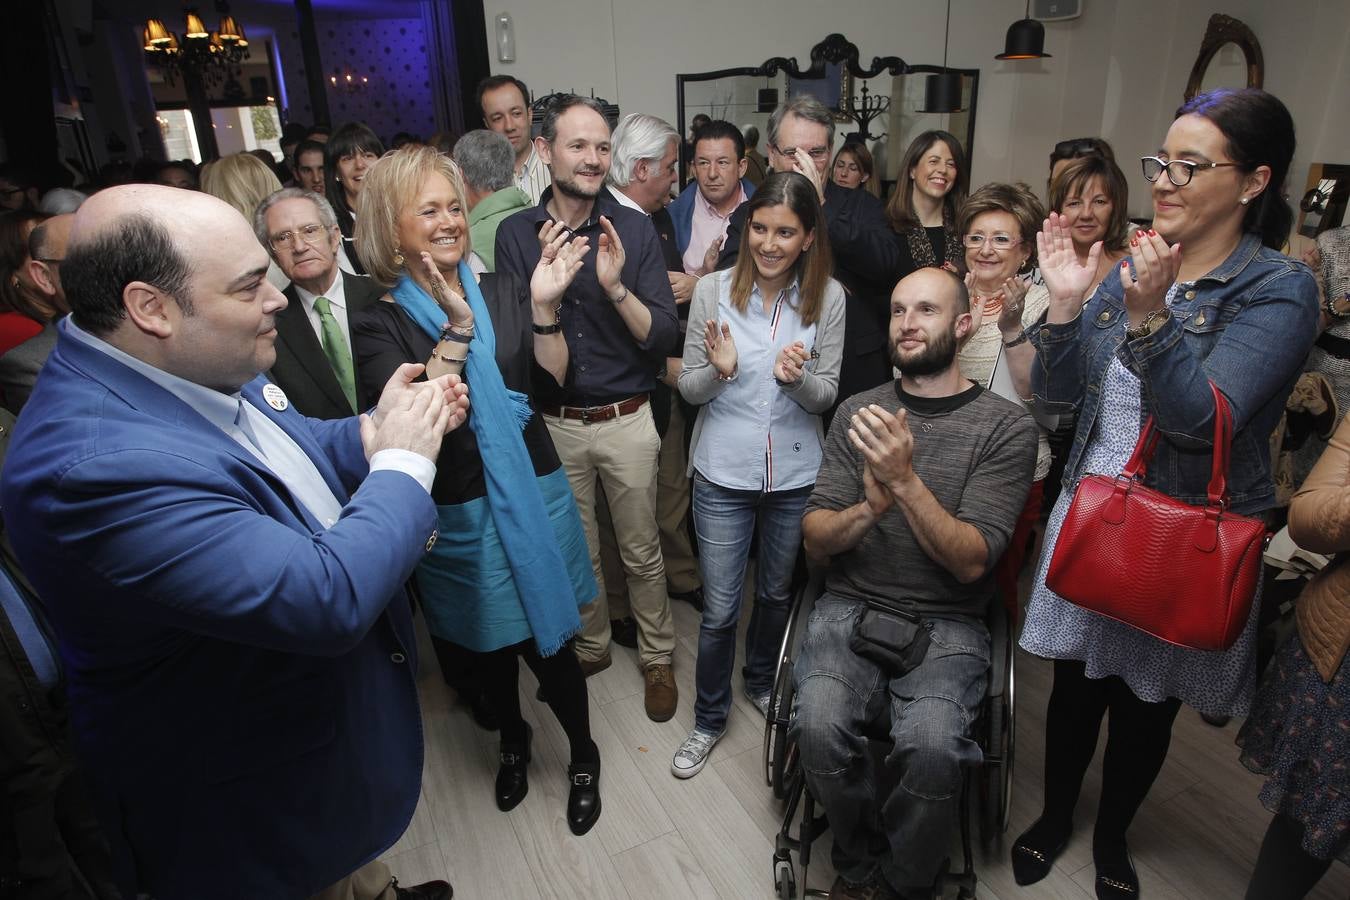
1029, 232, 1319, 514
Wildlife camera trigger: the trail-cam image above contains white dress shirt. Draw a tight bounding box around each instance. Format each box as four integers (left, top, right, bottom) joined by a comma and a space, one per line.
292, 268, 352, 350
517, 146, 553, 205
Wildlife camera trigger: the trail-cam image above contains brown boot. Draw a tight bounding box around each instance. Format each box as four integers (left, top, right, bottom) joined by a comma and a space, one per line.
643, 663, 677, 721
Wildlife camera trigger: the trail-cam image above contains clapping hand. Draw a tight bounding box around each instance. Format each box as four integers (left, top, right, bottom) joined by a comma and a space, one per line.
596, 216, 627, 300
420, 252, 473, 331
701, 236, 724, 275
703, 319, 738, 378
363, 363, 470, 462
531, 221, 588, 308
668, 271, 699, 304
774, 340, 810, 384
1036, 212, 1103, 314
847, 404, 914, 490
1122, 228, 1182, 324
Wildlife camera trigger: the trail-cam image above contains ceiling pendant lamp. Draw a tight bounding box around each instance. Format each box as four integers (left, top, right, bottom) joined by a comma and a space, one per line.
996, 0, 1053, 60
921, 0, 965, 113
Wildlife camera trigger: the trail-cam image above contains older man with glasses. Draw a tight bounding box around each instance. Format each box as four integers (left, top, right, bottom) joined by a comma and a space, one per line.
255, 187, 385, 420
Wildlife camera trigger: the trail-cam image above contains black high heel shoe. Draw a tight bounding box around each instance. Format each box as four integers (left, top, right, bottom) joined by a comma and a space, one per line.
566, 759, 601, 835
495, 722, 532, 811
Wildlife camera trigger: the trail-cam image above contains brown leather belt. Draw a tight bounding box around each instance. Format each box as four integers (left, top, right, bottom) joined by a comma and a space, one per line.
540, 393, 648, 424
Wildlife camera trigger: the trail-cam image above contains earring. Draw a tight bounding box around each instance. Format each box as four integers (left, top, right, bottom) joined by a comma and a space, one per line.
394, 246, 404, 266
1239, 197, 1249, 205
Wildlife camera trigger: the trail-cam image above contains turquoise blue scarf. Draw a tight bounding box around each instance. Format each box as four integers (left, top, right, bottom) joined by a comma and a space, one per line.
391, 265, 582, 656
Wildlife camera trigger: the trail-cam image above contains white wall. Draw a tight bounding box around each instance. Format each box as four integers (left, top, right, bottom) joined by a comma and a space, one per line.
486, 0, 1350, 224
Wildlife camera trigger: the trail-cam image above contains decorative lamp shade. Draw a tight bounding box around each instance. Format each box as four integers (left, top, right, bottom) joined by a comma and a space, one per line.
218, 15, 245, 43
996, 17, 1052, 59
921, 71, 965, 113
184, 13, 209, 39
144, 18, 172, 47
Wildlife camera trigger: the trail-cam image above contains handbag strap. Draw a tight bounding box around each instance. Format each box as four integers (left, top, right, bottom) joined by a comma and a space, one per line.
1119, 381, 1235, 508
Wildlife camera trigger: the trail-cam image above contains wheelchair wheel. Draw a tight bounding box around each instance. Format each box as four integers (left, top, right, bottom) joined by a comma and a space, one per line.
765, 580, 809, 796
773, 854, 797, 899
979, 655, 1015, 841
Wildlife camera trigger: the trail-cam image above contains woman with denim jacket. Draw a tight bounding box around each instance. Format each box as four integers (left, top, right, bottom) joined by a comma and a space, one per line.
1011, 89, 1320, 899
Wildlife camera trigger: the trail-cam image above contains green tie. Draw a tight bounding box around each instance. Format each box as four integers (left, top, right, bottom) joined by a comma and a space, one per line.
312, 295, 357, 413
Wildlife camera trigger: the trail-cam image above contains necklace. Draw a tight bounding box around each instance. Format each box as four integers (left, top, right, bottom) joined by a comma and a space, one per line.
972, 290, 1004, 318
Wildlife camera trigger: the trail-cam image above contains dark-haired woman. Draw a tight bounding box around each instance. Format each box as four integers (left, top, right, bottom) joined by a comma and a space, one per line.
326, 122, 385, 275
885, 130, 969, 280
671, 171, 844, 778
1013, 88, 1320, 899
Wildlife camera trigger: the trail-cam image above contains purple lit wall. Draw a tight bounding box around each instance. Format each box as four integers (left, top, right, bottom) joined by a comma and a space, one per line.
279, 17, 436, 142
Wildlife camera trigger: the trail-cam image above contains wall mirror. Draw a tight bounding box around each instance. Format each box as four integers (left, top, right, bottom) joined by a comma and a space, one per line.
676, 34, 979, 197
1185, 14, 1264, 101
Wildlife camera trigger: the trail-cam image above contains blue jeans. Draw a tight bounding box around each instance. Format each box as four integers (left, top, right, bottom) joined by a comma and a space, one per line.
691, 472, 810, 735
789, 595, 989, 890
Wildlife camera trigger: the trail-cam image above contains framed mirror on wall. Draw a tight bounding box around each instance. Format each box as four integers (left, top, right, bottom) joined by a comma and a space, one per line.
1184, 14, 1264, 101
676, 33, 979, 197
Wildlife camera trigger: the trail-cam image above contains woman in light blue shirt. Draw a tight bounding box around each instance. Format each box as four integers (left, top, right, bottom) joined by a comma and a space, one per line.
672, 172, 846, 777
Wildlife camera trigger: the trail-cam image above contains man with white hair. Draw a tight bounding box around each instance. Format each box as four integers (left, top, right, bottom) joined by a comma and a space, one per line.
602, 113, 705, 646
454, 129, 532, 273
255, 187, 384, 420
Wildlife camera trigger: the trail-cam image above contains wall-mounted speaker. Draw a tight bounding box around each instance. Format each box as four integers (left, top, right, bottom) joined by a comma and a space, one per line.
1032, 0, 1082, 22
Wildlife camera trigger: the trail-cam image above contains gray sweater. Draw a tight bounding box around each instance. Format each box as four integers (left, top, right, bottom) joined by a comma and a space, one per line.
807, 380, 1038, 621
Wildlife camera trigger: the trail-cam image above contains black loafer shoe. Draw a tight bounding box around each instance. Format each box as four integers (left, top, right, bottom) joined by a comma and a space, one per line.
566, 760, 602, 835
495, 722, 532, 811
392, 877, 453, 900
1094, 843, 1139, 899
610, 616, 638, 649
1011, 820, 1070, 886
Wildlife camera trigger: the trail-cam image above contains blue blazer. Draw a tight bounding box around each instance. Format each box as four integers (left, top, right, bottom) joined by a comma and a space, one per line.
668, 178, 756, 258
0, 323, 438, 898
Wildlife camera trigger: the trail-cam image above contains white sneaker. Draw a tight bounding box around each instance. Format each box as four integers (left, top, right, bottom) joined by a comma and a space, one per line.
744, 687, 771, 718
671, 728, 722, 778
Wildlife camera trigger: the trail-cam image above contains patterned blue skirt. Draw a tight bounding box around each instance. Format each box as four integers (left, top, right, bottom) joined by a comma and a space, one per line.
1237, 634, 1350, 864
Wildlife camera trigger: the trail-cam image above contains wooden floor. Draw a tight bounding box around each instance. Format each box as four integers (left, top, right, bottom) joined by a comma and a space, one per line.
379, 588, 1350, 899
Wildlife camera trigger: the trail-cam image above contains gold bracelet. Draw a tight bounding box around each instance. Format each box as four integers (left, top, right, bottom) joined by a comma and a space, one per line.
429, 348, 468, 364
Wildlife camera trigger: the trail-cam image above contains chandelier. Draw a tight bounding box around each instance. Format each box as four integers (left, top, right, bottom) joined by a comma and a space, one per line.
144, 4, 250, 88
329, 69, 371, 94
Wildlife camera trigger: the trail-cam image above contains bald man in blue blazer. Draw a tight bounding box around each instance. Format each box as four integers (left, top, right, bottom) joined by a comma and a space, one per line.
0, 185, 467, 900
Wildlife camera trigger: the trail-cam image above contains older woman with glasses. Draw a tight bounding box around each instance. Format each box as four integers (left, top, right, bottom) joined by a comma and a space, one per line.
1013, 89, 1319, 899
956, 183, 1051, 619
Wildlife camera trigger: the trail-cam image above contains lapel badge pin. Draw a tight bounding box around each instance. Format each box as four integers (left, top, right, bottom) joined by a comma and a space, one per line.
262, 383, 289, 411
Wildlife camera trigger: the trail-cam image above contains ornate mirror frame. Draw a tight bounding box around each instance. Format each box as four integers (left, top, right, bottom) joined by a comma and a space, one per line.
675, 33, 979, 185
1184, 14, 1264, 102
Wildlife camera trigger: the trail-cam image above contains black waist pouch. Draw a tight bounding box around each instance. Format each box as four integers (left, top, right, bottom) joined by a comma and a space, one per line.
849, 607, 933, 676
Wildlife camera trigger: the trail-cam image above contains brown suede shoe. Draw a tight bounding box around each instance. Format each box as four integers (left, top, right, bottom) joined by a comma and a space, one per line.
643, 663, 677, 721
577, 651, 612, 678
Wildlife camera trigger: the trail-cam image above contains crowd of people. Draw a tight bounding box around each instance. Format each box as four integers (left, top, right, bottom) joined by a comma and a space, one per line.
0, 74, 1345, 900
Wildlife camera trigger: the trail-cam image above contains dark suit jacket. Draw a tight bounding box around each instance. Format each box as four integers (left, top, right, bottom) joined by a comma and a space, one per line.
1, 322, 436, 897
270, 271, 385, 418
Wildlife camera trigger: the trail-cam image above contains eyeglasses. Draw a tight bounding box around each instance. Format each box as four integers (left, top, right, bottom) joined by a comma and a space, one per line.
269, 223, 329, 251
963, 234, 1023, 250
772, 144, 830, 162
1140, 156, 1242, 187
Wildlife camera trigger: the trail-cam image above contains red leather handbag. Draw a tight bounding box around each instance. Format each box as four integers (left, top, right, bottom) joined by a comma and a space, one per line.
1045, 382, 1266, 651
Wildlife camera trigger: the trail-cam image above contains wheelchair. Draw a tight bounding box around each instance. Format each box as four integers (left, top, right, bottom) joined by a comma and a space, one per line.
762, 570, 1015, 899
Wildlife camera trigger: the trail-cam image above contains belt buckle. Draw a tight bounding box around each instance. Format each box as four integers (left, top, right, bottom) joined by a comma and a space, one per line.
579, 406, 596, 425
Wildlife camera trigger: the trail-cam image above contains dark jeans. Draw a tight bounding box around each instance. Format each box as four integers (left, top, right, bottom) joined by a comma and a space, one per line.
690, 474, 810, 735
789, 595, 989, 889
